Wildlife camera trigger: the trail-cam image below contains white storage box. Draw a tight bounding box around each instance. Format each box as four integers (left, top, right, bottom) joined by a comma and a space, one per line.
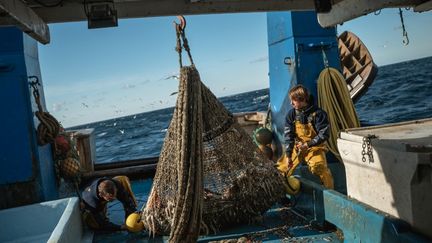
0, 198, 85, 243
337, 118, 432, 238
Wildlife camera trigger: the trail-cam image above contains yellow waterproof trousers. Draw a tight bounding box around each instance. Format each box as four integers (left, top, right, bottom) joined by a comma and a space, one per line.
277, 121, 334, 189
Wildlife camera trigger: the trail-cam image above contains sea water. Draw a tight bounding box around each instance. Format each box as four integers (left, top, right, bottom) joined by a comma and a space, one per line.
71, 56, 432, 164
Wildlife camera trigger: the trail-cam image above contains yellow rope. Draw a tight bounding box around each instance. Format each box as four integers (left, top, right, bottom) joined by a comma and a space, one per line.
317, 67, 361, 160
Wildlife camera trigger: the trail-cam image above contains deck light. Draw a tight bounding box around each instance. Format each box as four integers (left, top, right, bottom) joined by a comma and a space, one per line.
85, 1, 118, 29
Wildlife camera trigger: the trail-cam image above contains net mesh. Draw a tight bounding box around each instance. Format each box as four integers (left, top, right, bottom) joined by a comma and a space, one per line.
141, 65, 285, 241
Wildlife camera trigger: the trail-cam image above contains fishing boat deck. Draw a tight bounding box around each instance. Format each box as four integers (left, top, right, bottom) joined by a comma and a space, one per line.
93, 179, 342, 243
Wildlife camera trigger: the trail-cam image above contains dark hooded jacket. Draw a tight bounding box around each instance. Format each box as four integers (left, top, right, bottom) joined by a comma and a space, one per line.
81, 177, 137, 231
284, 104, 330, 157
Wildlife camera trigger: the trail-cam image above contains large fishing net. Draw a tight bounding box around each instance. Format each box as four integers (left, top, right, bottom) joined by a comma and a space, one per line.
141, 17, 285, 242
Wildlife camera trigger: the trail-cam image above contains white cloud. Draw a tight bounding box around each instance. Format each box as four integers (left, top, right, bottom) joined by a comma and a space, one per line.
52, 102, 66, 112
249, 56, 268, 64
122, 84, 136, 89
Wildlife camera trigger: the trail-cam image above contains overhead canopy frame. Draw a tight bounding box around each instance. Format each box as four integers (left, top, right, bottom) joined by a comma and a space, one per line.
0, 0, 430, 44
318, 0, 426, 27
0, 0, 50, 44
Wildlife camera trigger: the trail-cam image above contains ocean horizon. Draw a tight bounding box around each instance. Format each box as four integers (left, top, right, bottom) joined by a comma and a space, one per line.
71, 56, 432, 163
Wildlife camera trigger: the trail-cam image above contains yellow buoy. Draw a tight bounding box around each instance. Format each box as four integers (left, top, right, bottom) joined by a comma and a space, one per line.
126, 212, 144, 232
284, 176, 301, 195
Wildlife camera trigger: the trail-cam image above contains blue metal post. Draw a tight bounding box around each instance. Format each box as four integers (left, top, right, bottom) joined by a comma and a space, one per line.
266, 11, 347, 223
267, 11, 340, 151
0, 27, 58, 209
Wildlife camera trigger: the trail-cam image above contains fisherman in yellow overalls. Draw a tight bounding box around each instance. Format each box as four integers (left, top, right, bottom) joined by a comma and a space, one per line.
80, 176, 138, 231
277, 85, 334, 189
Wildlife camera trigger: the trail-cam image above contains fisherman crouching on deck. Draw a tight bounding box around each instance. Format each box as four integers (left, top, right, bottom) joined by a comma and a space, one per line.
277, 84, 334, 189
80, 176, 137, 231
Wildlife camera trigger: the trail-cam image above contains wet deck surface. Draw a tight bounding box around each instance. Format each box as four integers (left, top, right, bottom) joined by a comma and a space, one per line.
93, 179, 342, 242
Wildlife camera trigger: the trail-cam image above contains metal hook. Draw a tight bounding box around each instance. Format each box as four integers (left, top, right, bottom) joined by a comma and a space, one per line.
321, 44, 329, 68
28, 76, 40, 86
28, 76, 41, 99
402, 32, 409, 45
28, 76, 41, 94
173, 15, 186, 32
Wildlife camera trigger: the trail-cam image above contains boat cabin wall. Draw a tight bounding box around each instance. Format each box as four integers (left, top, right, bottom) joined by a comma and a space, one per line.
0, 27, 58, 209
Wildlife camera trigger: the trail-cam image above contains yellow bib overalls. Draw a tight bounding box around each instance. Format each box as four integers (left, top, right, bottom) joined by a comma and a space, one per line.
277, 113, 334, 189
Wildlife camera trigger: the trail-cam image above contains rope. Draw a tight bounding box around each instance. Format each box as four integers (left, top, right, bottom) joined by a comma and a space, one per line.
29, 76, 61, 145
317, 67, 360, 160
175, 25, 183, 67
174, 17, 194, 68
159, 17, 202, 243
264, 103, 272, 130
168, 66, 203, 243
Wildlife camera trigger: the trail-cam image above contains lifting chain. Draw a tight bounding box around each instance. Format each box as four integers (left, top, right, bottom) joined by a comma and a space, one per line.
29, 76, 61, 145
398, 8, 409, 46
362, 134, 377, 163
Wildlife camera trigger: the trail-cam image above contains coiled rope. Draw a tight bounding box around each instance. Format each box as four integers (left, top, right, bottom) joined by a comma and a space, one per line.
29, 76, 61, 145
317, 67, 360, 160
